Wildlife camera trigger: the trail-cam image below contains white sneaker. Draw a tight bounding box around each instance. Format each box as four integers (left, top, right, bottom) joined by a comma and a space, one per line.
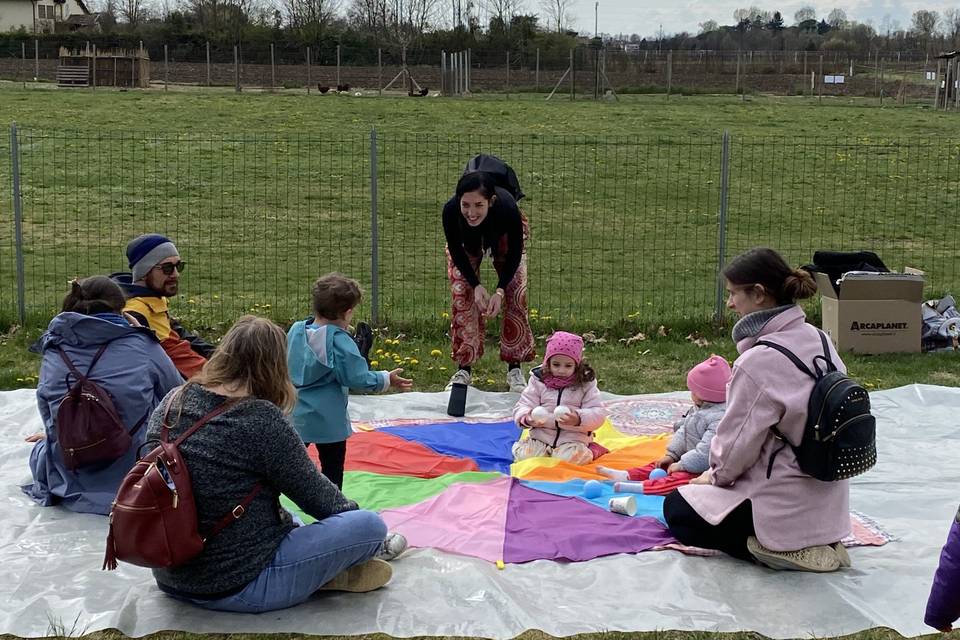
506, 368, 526, 393
445, 368, 472, 391
378, 532, 408, 561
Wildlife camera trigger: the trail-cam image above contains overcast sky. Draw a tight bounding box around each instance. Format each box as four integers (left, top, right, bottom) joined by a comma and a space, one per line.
557, 0, 954, 37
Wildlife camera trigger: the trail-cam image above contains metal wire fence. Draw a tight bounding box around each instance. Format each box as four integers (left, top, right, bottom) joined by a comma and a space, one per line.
3, 125, 959, 333
0, 41, 953, 101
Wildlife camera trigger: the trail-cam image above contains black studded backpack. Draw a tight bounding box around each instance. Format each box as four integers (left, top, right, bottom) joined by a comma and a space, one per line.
757, 331, 877, 482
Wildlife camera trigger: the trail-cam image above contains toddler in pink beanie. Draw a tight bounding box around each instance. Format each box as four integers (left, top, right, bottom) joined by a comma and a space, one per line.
512, 331, 607, 465
599, 354, 731, 479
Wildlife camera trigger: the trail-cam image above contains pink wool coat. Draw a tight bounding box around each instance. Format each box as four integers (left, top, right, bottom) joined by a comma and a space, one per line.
513, 368, 607, 447
679, 305, 851, 551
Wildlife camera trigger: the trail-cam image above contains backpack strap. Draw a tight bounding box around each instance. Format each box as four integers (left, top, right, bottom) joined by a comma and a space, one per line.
754, 340, 816, 380
202, 483, 264, 543
160, 389, 240, 445
56, 343, 109, 385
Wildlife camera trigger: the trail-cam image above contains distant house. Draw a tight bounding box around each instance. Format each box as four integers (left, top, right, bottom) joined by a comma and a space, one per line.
0, 0, 95, 34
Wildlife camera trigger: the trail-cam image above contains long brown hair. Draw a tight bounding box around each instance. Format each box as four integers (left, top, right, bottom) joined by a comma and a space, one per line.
723, 247, 817, 305
192, 315, 296, 413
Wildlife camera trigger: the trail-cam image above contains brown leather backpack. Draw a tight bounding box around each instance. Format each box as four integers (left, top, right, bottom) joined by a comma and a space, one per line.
103, 391, 261, 570
55, 344, 146, 470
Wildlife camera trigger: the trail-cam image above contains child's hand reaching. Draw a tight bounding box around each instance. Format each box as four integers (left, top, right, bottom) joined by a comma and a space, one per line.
388, 368, 413, 391
654, 455, 675, 470
556, 409, 581, 429
667, 462, 683, 474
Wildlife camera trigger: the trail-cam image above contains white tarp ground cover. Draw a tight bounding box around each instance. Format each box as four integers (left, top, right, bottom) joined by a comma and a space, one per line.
0, 385, 956, 638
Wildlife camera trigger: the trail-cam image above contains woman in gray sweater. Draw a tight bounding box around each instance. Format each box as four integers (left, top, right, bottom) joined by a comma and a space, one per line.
148, 315, 392, 613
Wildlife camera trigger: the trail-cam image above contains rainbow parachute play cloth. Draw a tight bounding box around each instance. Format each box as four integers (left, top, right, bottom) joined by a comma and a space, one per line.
283, 395, 889, 564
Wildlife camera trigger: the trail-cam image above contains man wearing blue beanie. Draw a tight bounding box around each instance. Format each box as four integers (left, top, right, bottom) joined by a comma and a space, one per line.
111, 234, 214, 378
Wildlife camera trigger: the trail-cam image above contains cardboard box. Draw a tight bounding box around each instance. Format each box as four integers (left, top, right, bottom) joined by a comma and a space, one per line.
814, 271, 925, 354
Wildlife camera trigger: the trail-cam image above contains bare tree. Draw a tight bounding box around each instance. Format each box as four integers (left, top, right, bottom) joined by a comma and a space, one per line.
283, 0, 339, 40
698, 19, 718, 34
826, 8, 846, 29
347, 0, 438, 46
539, 0, 571, 33
119, 0, 148, 26
943, 8, 960, 46
793, 5, 815, 24
911, 9, 939, 50
484, 0, 521, 24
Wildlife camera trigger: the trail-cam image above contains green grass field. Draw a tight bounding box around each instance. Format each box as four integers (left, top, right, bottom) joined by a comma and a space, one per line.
0, 88, 959, 333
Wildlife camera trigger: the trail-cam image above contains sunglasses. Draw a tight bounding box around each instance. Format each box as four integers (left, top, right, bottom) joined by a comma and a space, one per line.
154, 261, 185, 276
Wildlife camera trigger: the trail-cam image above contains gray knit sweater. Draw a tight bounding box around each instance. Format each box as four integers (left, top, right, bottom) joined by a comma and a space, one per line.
147, 384, 358, 598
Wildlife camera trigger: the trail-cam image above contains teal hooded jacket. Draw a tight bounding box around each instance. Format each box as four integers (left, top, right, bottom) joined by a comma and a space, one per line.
286, 319, 389, 443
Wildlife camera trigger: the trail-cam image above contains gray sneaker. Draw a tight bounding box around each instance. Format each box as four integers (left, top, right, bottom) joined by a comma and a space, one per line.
445, 368, 472, 391
746, 536, 841, 572
378, 532, 408, 561
506, 367, 527, 393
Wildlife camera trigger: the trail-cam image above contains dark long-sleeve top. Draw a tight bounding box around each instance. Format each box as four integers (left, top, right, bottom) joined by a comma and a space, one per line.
442, 186, 524, 291
149, 384, 358, 599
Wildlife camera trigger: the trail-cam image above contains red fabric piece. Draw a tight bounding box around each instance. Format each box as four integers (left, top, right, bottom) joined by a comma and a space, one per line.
626, 462, 697, 496
344, 430, 480, 478
588, 442, 610, 460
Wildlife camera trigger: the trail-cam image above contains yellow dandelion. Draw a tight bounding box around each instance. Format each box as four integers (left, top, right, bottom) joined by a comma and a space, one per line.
376, 348, 384, 355
188, 298, 196, 304
410, 359, 419, 365
441, 312, 450, 319
485, 378, 495, 385
430, 349, 442, 357
439, 366, 448, 371
370, 360, 379, 367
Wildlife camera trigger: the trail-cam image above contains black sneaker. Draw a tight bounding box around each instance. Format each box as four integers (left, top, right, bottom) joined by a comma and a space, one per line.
353, 322, 374, 366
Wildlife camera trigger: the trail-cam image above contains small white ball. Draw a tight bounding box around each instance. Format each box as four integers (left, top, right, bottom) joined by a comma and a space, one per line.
554, 405, 571, 421
530, 406, 550, 426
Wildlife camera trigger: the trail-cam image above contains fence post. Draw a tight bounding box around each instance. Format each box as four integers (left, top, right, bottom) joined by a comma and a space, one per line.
92, 44, 97, 91
34, 39, 39, 80
535, 48, 540, 91
336, 44, 341, 87
206, 41, 211, 86
378, 48, 382, 96
369, 128, 379, 326
234, 45, 241, 93
10, 123, 26, 326
467, 48, 471, 93
714, 131, 731, 326
306, 46, 311, 94
505, 50, 510, 97
21, 42, 26, 89
666, 50, 672, 97
270, 43, 275, 91
569, 49, 575, 101
818, 55, 823, 104
164, 44, 169, 91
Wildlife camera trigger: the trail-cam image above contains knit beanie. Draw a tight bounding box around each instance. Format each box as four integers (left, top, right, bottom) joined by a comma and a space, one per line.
544, 331, 584, 366
686, 355, 732, 403
126, 234, 178, 282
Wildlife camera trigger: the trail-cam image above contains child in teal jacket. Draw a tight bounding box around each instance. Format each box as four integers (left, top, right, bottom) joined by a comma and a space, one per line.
287, 273, 412, 488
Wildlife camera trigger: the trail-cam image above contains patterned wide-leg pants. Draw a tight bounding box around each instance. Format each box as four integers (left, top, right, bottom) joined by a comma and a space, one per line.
446, 249, 535, 368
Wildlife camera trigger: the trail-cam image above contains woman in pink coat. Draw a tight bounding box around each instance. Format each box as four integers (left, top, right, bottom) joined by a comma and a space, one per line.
664, 248, 852, 573
512, 331, 606, 465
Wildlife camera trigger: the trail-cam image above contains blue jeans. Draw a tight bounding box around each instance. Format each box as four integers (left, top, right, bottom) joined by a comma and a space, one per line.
176, 510, 387, 613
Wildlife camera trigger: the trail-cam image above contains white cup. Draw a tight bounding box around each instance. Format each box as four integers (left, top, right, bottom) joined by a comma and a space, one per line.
608, 495, 637, 517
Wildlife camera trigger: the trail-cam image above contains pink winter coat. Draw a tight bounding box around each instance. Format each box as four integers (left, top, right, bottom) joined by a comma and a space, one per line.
513, 366, 607, 447
679, 305, 851, 551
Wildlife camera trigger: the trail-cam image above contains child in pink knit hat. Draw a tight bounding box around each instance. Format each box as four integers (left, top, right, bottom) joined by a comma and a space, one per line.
599, 354, 731, 480
512, 331, 607, 465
